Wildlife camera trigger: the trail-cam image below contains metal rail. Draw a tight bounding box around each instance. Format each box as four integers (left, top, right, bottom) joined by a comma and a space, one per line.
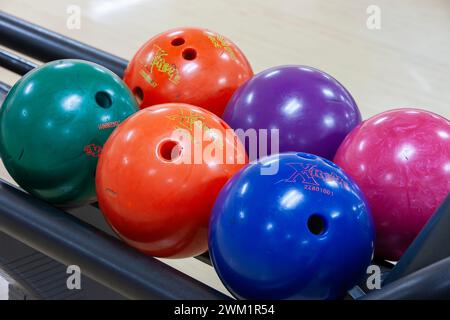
0, 49, 37, 75
0, 11, 127, 77
385, 193, 450, 284
0, 179, 228, 300
363, 257, 450, 300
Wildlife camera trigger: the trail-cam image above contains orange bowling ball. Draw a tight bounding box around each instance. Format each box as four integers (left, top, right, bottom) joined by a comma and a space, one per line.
123, 27, 253, 116
96, 103, 247, 258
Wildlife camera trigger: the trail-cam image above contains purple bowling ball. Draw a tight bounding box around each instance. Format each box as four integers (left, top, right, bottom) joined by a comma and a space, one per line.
223, 65, 362, 160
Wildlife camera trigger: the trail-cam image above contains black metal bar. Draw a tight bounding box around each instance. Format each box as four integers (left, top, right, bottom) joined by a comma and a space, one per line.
0, 49, 37, 75
362, 257, 450, 300
0, 11, 128, 77
0, 179, 229, 300
0, 232, 125, 300
384, 193, 450, 284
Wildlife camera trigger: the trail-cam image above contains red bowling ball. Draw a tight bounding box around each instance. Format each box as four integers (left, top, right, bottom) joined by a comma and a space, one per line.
96, 103, 247, 258
123, 27, 253, 116
334, 108, 450, 260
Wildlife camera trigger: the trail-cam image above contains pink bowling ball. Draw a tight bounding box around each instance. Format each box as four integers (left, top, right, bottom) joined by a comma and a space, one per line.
334, 108, 450, 260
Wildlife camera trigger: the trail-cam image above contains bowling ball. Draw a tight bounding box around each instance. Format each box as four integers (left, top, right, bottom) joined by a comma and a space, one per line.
0, 60, 138, 207
334, 108, 450, 260
209, 153, 374, 299
123, 27, 253, 116
223, 65, 361, 160
96, 103, 247, 258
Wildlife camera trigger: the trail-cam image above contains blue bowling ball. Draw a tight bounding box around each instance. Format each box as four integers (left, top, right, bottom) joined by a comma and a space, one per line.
209, 152, 374, 299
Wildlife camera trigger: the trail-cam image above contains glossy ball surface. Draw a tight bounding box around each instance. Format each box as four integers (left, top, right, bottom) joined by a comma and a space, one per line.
334, 108, 450, 260
96, 103, 247, 258
223, 65, 361, 160
124, 27, 253, 116
209, 153, 374, 299
0, 59, 138, 207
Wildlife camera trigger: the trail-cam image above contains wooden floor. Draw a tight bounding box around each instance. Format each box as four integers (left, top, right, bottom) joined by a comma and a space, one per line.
0, 0, 449, 300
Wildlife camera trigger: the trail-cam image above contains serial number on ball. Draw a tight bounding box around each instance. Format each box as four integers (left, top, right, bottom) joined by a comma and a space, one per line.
303, 184, 334, 196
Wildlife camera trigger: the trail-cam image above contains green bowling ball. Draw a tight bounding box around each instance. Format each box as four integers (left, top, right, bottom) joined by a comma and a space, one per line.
0, 59, 138, 207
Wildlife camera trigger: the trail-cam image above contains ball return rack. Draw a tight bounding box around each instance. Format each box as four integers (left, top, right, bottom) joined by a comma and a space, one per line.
0, 11, 449, 300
